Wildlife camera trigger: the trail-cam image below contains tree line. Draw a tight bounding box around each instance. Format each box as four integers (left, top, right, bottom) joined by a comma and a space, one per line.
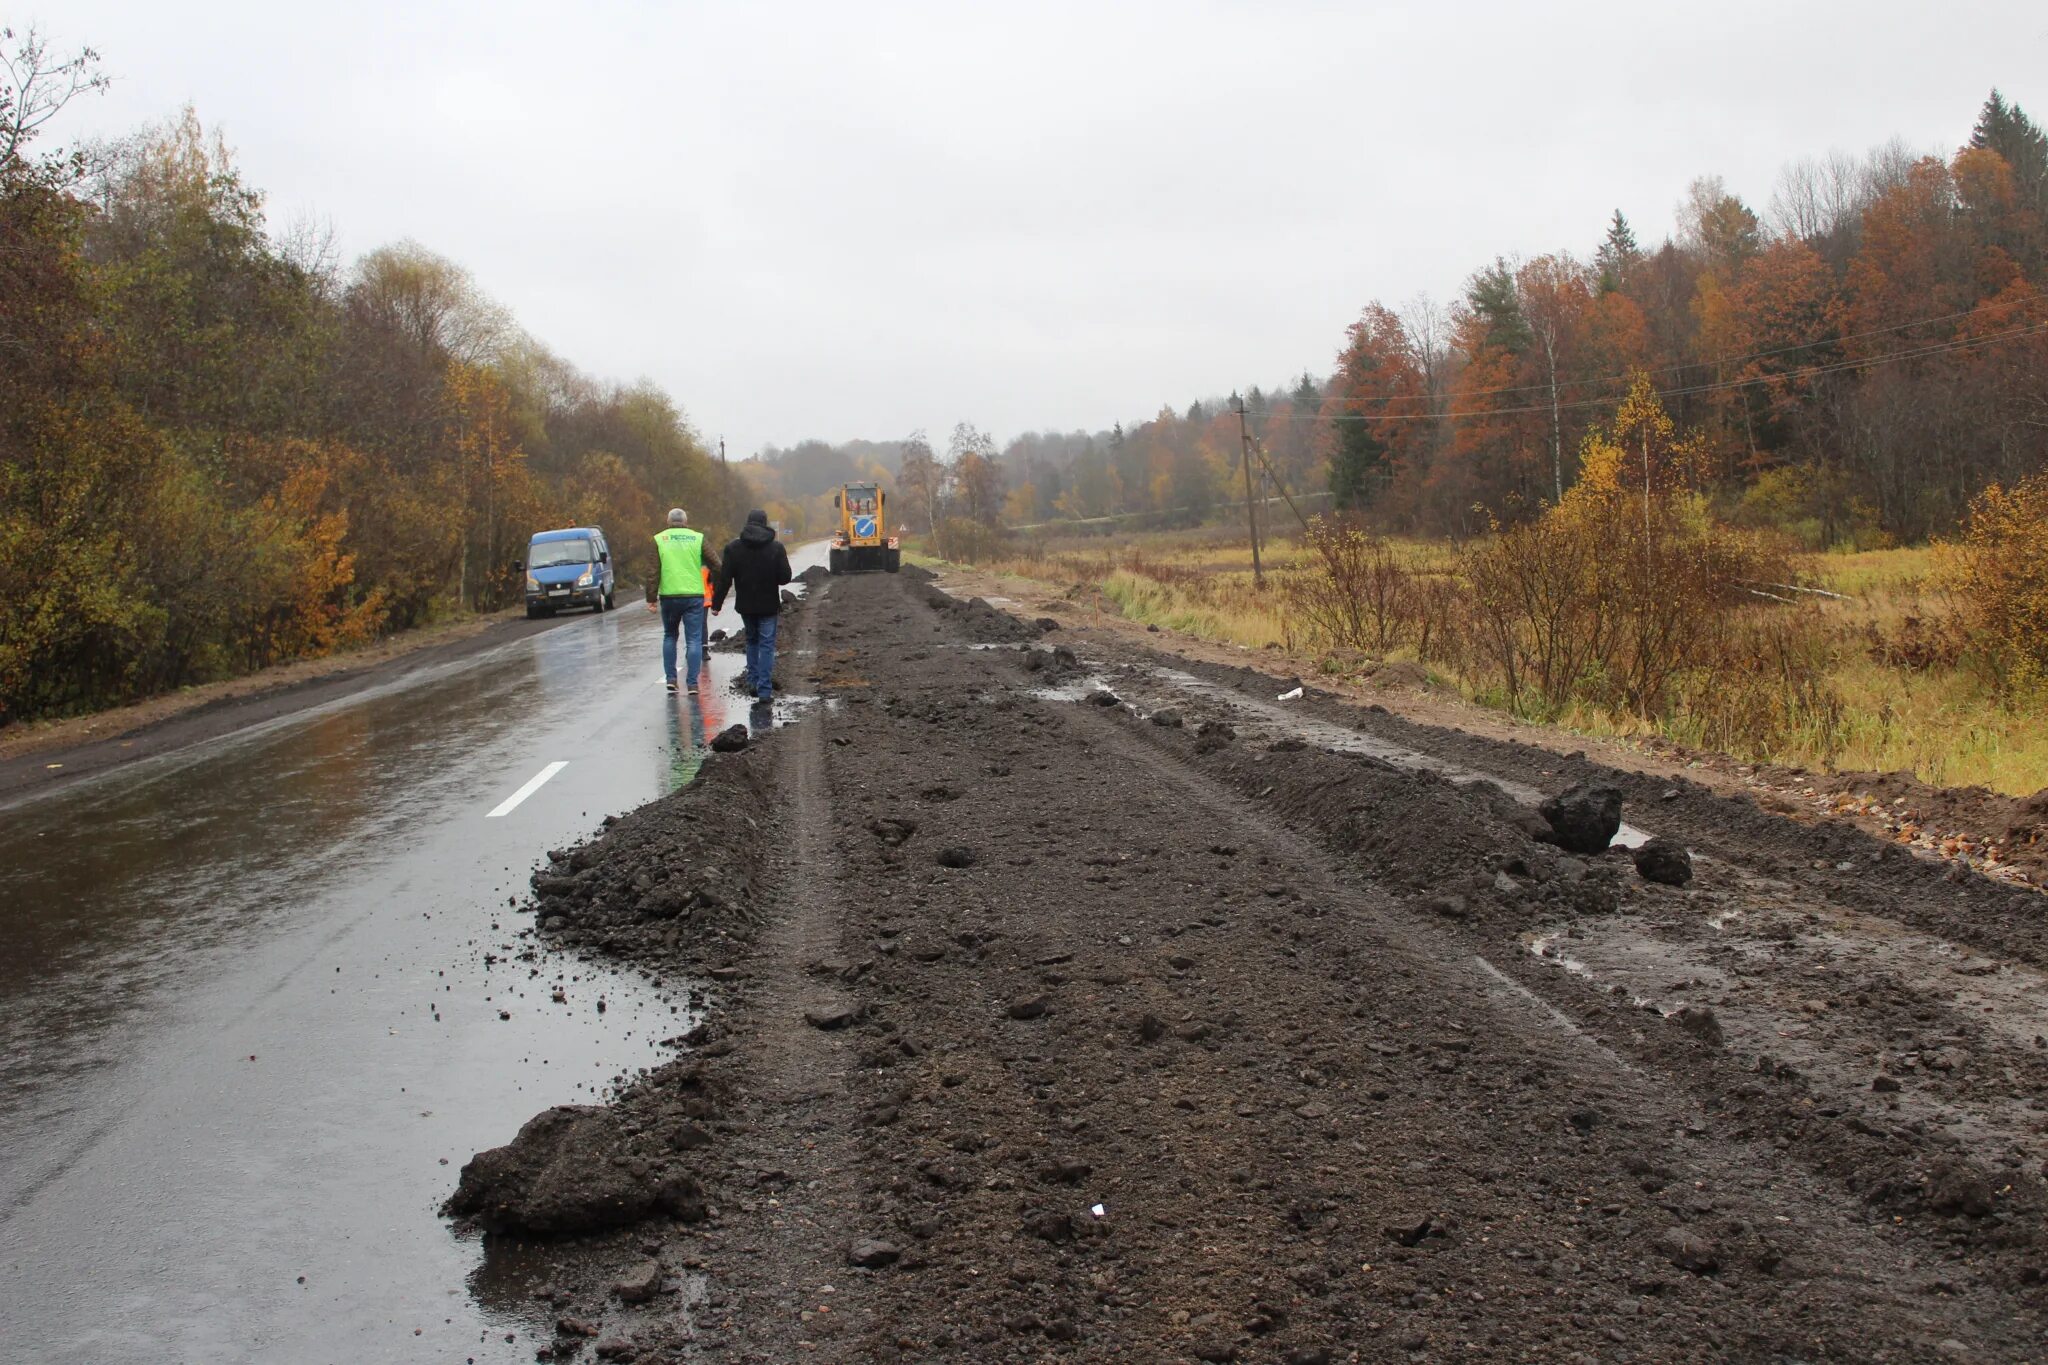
0, 31, 747, 723
946, 90, 2046, 548
1321, 89, 2047, 544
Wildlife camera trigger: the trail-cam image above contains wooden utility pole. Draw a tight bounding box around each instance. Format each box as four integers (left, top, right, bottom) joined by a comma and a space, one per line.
1232, 392, 1263, 587
719, 437, 727, 466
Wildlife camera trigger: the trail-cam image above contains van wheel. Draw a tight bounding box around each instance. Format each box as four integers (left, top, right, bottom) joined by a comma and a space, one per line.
603, 588, 616, 611
526, 603, 543, 620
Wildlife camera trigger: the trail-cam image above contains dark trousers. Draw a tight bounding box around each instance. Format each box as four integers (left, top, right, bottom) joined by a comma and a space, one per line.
742, 613, 779, 701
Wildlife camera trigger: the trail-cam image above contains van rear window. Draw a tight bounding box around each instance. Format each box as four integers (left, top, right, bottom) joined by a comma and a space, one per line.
528, 538, 595, 568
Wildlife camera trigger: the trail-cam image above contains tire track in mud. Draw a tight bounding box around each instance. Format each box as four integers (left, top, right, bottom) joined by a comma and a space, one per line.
683, 579, 883, 1359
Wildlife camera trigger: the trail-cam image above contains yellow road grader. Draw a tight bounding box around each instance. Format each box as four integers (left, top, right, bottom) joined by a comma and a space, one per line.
829, 482, 902, 574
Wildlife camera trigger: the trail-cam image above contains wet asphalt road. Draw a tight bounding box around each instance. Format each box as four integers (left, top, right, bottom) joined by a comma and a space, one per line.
0, 554, 818, 1364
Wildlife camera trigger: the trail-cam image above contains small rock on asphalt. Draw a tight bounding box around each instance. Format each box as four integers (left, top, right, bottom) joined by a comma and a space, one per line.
804, 1005, 861, 1031
937, 846, 977, 868
1007, 995, 1050, 1020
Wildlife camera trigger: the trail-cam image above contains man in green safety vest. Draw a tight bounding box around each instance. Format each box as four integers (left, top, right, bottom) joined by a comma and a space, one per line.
644, 508, 723, 695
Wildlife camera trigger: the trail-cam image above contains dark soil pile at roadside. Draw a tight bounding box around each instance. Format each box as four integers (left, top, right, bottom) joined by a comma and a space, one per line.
1174, 731, 1628, 928
525, 751, 776, 972
914, 580, 1042, 643
444, 744, 774, 1257
1167, 658, 2048, 970
445, 570, 2048, 1364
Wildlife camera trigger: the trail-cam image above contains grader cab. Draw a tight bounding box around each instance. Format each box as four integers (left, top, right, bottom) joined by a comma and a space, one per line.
829, 482, 902, 574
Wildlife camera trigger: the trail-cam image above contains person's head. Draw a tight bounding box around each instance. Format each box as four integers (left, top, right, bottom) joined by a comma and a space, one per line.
746, 508, 769, 527
667, 508, 688, 527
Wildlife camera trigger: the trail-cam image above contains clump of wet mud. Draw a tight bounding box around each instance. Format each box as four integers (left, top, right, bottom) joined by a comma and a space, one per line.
445, 1075, 715, 1234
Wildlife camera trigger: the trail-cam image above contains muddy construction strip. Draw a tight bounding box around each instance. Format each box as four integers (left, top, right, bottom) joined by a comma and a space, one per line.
448, 569, 2048, 1364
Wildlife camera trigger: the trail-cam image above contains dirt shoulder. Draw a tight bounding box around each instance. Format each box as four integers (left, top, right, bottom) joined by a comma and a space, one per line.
0, 606, 574, 802
922, 559, 2048, 892
445, 567, 2048, 1363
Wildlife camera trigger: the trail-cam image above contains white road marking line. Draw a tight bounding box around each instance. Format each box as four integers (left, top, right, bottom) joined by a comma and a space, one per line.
487, 761, 567, 817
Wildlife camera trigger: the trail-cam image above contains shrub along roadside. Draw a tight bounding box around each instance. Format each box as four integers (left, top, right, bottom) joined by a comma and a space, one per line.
1940, 472, 2048, 702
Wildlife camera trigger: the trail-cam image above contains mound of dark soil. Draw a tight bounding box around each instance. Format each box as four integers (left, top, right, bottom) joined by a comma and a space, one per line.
527, 747, 775, 971
915, 583, 1039, 643
1158, 718, 1623, 925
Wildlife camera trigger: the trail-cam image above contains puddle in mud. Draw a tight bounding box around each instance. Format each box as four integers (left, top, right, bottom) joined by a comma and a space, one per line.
1522, 892, 2048, 1167
1030, 674, 1116, 703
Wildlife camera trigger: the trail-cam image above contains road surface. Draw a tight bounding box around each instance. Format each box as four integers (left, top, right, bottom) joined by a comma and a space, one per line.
0, 552, 819, 1365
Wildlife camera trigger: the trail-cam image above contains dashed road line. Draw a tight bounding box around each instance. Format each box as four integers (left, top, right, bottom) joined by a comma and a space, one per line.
487, 761, 567, 817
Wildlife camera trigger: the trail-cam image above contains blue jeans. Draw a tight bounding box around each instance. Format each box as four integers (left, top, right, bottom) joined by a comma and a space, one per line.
742, 613, 779, 700
660, 596, 706, 687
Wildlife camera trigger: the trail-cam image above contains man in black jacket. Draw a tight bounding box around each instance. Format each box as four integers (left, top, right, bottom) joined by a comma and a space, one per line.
712, 510, 794, 703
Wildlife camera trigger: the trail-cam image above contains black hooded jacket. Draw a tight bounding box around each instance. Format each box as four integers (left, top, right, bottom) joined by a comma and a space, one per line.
714, 512, 793, 617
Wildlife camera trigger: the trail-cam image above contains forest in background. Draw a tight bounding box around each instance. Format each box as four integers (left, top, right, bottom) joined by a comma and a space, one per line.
0, 30, 747, 724
804, 90, 2044, 551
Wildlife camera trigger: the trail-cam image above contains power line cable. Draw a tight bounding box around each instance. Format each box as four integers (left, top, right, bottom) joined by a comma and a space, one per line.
1268, 320, 2048, 424
1342, 302, 2004, 405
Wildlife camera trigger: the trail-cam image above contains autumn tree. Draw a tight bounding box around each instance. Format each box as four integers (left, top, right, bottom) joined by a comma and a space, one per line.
1322, 303, 1426, 510
896, 430, 943, 534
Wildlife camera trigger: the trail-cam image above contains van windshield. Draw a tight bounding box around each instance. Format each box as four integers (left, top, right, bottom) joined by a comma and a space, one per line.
528, 538, 595, 569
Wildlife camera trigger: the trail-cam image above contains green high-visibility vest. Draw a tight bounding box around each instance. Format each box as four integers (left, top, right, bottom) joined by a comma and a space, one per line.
654, 527, 706, 597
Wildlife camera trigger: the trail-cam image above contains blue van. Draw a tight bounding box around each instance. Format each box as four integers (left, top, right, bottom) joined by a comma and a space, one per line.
518, 527, 615, 617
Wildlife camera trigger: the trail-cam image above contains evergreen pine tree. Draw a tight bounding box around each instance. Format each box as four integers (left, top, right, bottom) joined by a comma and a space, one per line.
1595, 210, 1640, 293
1466, 259, 1532, 351
1972, 88, 2048, 210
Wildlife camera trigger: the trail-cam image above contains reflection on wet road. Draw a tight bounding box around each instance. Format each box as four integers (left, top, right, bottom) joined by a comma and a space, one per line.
0, 548, 819, 1364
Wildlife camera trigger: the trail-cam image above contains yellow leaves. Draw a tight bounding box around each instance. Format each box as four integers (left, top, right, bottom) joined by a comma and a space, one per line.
1939, 472, 2048, 697
1571, 428, 1625, 500
1569, 373, 1713, 508
1611, 372, 1674, 452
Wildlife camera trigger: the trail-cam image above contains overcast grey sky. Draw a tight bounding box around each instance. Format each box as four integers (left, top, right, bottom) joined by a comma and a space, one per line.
39, 0, 2048, 454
